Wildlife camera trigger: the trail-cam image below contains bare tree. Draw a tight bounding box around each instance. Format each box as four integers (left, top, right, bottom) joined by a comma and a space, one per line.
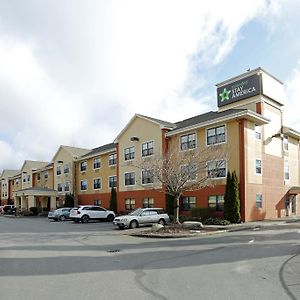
136, 143, 228, 223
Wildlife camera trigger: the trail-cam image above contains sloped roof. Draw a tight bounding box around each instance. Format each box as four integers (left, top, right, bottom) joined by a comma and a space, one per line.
79, 143, 116, 160
20, 160, 49, 172
51, 145, 90, 162
0, 169, 20, 179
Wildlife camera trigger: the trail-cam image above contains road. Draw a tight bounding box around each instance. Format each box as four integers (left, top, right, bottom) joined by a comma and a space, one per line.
0, 216, 299, 300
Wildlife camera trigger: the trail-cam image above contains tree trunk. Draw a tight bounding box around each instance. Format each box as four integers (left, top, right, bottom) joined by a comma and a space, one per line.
173, 195, 180, 224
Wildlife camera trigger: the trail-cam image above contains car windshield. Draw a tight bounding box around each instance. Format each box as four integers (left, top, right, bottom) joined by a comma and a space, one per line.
129, 208, 143, 216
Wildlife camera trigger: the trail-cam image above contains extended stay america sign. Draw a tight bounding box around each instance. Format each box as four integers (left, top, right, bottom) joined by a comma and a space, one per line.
217, 74, 261, 107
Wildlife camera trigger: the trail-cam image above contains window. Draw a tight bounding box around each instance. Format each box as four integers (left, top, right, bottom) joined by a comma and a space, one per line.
207, 125, 225, 145
56, 166, 62, 175
284, 161, 289, 180
80, 161, 87, 172
80, 180, 87, 191
93, 157, 101, 169
207, 160, 226, 178
256, 194, 262, 208
284, 135, 289, 151
15, 179, 19, 184
27, 175, 30, 182
255, 125, 261, 140
124, 146, 135, 161
125, 172, 135, 186
208, 195, 224, 211
109, 153, 117, 166
64, 181, 70, 192
44, 172, 48, 179
109, 176, 117, 188
93, 178, 101, 189
256, 159, 262, 174
57, 183, 63, 192
143, 198, 154, 208
94, 199, 101, 206
180, 133, 196, 150
142, 141, 154, 157
142, 170, 154, 184
125, 198, 135, 210
181, 196, 196, 211
64, 164, 70, 174
181, 164, 197, 181
37, 173, 41, 181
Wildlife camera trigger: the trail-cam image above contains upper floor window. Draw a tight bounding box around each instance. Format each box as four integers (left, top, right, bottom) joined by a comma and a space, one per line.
64, 164, 70, 174
64, 181, 70, 192
80, 161, 87, 172
142, 141, 154, 157
125, 172, 135, 186
57, 183, 63, 192
37, 173, 41, 181
207, 125, 225, 145
80, 180, 88, 191
181, 196, 196, 211
143, 198, 154, 208
208, 195, 224, 211
109, 176, 117, 188
284, 135, 289, 151
284, 161, 289, 180
256, 159, 262, 174
255, 125, 261, 140
124, 147, 135, 161
256, 194, 263, 208
109, 153, 117, 166
93, 157, 101, 169
181, 164, 197, 181
15, 179, 19, 184
44, 172, 48, 179
56, 166, 62, 176
142, 170, 154, 184
207, 160, 226, 178
93, 178, 101, 189
180, 133, 196, 150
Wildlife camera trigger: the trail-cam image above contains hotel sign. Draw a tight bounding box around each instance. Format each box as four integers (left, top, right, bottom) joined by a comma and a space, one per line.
217, 74, 260, 107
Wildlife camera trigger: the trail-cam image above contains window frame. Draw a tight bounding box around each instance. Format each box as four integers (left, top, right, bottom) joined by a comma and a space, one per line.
180, 133, 196, 151
80, 161, 87, 172
208, 195, 224, 211
256, 194, 263, 209
125, 198, 135, 210
255, 159, 262, 175
141, 169, 154, 185
142, 141, 154, 157
255, 125, 261, 140
206, 125, 226, 146
93, 178, 102, 190
181, 196, 196, 211
109, 175, 117, 188
207, 159, 227, 179
124, 146, 135, 161
109, 153, 117, 166
80, 179, 88, 191
64, 181, 70, 192
93, 157, 101, 169
124, 172, 135, 186
143, 197, 154, 208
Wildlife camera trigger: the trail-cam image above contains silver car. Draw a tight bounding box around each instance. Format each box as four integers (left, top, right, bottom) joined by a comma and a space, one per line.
48, 207, 72, 221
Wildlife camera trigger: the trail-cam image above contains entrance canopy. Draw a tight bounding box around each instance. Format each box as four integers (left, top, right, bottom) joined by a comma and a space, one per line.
14, 187, 58, 198
288, 186, 300, 195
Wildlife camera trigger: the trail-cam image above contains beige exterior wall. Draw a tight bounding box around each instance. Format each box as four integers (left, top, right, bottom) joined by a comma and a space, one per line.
118, 117, 163, 192
12, 175, 22, 193
34, 168, 54, 189
286, 136, 299, 186
53, 147, 75, 195
76, 151, 117, 195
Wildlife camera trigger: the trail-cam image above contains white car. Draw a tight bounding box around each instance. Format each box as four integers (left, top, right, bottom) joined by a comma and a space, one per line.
113, 208, 170, 229
69, 205, 115, 223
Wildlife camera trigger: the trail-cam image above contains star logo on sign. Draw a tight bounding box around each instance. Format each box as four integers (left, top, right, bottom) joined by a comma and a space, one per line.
219, 88, 231, 102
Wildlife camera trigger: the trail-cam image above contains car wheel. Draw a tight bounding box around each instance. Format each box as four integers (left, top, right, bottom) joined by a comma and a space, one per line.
129, 220, 138, 229
158, 218, 166, 225
107, 214, 114, 222
59, 215, 66, 221
81, 215, 90, 223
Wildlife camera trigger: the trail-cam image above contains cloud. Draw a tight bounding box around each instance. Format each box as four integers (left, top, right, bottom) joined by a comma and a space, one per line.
0, 0, 280, 171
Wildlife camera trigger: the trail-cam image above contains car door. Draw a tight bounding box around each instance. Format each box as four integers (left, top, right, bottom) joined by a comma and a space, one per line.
148, 210, 159, 223
92, 206, 107, 220
138, 210, 152, 225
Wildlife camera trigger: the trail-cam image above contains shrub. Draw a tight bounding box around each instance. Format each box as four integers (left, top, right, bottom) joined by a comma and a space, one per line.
203, 217, 230, 226
191, 207, 214, 221
29, 207, 39, 216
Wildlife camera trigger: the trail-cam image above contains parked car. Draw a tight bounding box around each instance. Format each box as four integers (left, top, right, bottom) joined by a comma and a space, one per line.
69, 205, 115, 223
3, 205, 15, 214
48, 207, 73, 221
113, 208, 170, 229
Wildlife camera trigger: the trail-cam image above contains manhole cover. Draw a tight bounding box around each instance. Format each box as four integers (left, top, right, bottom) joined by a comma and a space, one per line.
107, 249, 120, 253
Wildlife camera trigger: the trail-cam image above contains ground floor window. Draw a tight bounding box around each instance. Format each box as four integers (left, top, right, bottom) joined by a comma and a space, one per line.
181, 196, 196, 211
94, 199, 101, 206
143, 198, 154, 208
208, 195, 224, 211
256, 194, 262, 208
125, 198, 135, 210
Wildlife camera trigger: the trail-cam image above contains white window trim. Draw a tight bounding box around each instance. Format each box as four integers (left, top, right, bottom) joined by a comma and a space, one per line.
179, 132, 197, 152
124, 172, 136, 187
206, 159, 227, 179
141, 140, 155, 158
64, 181, 70, 192
124, 146, 135, 161
80, 161, 88, 172
93, 177, 102, 190
255, 158, 262, 175
206, 124, 227, 147
180, 164, 197, 181
93, 157, 101, 170
80, 179, 88, 191
109, 153, 117, 166
141, 170, 154, 185
108, 175, 117, 188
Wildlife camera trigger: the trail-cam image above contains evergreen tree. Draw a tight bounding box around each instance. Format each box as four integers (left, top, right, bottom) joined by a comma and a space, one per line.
231, 171, 241, 223
64, 194, 74, 207
223, 171, 232, 220
109, 187, 117, 212
165, 193, 175, 217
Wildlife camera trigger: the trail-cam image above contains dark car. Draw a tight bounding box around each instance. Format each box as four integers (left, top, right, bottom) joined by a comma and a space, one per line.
48, 207, 72, 221
3, 205, 15, 214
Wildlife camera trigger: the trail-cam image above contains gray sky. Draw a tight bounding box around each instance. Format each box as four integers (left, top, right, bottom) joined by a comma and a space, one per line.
0, 0, 299, 171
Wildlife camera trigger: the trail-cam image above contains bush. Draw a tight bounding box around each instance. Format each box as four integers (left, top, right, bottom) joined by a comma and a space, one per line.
203, 218, 230, 226
191, 207, 215, 221
29, 207, 39, 216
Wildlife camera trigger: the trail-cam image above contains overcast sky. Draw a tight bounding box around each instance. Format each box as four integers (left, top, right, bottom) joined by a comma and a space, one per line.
1, 0, 300, 172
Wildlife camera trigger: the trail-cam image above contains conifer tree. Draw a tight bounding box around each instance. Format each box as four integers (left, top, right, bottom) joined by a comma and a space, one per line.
109, 187, 117, 212
231, 171, 241, 223
223, 171, 232, 220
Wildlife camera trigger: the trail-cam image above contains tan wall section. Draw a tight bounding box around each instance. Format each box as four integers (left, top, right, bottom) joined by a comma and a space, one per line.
118, 117, 163, 192
35, 168, 54, 189
286, 136, 299, 186
76, 151, 117, 195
